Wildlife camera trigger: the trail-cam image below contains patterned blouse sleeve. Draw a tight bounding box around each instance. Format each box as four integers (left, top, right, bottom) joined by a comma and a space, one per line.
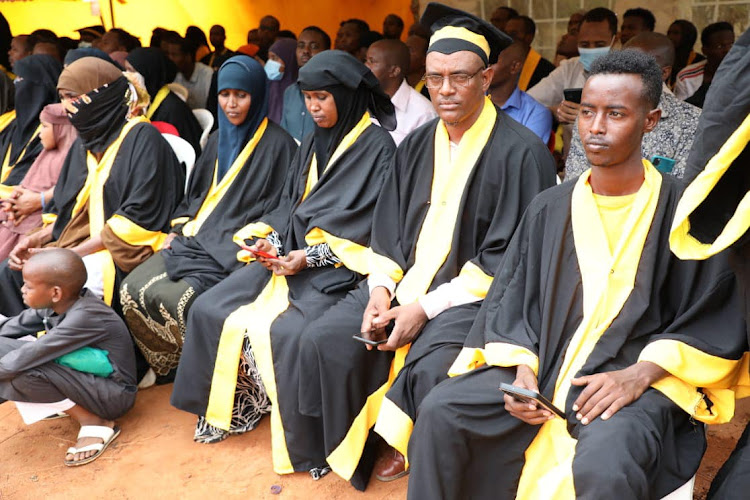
304, 243, 342, 268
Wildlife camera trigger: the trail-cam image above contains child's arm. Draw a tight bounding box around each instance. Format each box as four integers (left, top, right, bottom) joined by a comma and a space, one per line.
0, 309, 45, 339
0, 308, 107, 380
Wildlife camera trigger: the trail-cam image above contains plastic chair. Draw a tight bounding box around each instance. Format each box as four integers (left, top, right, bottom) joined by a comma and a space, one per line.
162, 133, 196, 193
192, 108, 214, 150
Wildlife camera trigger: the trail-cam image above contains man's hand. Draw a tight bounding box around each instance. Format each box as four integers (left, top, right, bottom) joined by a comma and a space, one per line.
504, 364, 554, 425
360, 286, 391, 351
571, 361, 667, 425
161, 232, 178, 250
372, 301, 428, 352
9, 233, 44, 270
268, 249, 306, 276
556, 99, 580, 124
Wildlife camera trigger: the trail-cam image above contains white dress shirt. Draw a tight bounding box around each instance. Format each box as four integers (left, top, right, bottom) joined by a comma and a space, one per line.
174, 62, 214, 110
387, 79, 437, 146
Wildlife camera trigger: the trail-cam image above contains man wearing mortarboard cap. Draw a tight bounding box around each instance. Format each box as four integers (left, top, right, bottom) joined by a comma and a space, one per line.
75, 26, 105, 49
287, 3, 557, 490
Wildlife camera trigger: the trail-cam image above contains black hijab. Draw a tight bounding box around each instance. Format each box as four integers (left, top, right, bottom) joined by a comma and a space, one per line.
10, 54, 62, 163
297, 50, 395, 170
126, 47, 178, 99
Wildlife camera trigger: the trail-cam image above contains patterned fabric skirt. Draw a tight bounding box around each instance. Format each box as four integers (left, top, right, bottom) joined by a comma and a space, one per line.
120, 253, 197, 375
194, 337, 271, 443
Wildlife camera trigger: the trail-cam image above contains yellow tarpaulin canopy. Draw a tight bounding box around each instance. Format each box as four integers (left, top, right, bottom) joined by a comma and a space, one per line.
1, 0, 415, 50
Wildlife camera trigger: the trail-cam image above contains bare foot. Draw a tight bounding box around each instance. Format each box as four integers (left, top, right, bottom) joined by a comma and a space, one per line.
65, 419, 115, 464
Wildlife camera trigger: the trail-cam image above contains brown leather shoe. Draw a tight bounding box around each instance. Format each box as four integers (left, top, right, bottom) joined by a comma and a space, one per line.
374, 446, 410, 482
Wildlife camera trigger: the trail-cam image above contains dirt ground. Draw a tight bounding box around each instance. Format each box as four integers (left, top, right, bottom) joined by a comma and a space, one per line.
1, 386, 748, 500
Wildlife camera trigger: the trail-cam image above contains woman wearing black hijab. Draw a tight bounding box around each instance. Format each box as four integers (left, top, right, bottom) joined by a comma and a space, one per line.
0, 57, 184, 317
121, 55, 296, 383
0, 54, 61, 199
171, 50, 396, 450
125, 47, 203, 154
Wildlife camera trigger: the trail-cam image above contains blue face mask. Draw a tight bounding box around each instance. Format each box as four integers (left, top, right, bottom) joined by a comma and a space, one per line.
578, 45, 612, 72
264, 59, 284, 81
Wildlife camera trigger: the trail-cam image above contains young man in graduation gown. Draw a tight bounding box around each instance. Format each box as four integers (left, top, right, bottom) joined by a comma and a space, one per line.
0, 57, 183, 317
407, 50, 750, 500
291, 3, 557, 489
668, 28, 750, 500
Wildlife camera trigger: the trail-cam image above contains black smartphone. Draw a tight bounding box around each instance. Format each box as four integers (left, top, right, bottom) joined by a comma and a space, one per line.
499, 383, 566, 419
563, 87, 583, 104
651, 155, 676, 174
352, 334, 388, 346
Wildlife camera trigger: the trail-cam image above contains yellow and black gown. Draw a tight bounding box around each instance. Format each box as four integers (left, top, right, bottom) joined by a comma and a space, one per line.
170, 113, 395, 440
293, 99, 556, 490
120, 122, 295, 375
669, 28, 750, 500
408, 163, 750, 500
0, 54, 61, 199
0, 77, 183, 316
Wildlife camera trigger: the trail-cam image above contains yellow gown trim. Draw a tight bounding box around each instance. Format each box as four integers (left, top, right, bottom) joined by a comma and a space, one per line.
517, 160, 661, 499
182, 118, 268, 238
518, 48, 542, 92
145, 85, 171, 120
669, 113, 750, 260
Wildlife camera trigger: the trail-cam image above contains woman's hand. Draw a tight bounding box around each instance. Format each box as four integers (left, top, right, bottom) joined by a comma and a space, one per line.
268, 250, 307, 276
161, 232, 178, 250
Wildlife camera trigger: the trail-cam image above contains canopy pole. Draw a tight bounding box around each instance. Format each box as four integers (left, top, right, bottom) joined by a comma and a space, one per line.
109, 0, 115, 28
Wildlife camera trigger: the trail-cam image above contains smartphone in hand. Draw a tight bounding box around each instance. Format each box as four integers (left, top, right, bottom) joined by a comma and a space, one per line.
238, 242, 276, 260
499, 383, 566, 419
563, 88, 583, 104
352, 334, 388, 346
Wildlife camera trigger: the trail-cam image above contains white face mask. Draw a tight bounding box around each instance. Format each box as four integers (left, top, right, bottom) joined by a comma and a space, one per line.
264, 59, 284, 81
78, 41, 93, 49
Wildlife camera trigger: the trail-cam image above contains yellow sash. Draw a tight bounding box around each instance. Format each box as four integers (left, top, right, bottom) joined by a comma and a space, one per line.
517, 160, 661, 499
414, 80, 426, 94
518, 48, 542, 92
145, 85, 171, 120
182, 119, 268, 237
0, 116, 41, 198
76, 117, 147, 305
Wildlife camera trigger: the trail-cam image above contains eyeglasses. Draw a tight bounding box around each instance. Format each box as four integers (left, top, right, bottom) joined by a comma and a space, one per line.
422, 67, 485, 89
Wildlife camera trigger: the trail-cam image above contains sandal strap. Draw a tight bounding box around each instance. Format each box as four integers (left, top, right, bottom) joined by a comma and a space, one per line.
72, 443, 105, 454
77, 425, 116, 441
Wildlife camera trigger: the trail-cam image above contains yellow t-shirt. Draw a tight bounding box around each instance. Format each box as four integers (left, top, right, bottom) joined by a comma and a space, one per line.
593, 192, 638, 253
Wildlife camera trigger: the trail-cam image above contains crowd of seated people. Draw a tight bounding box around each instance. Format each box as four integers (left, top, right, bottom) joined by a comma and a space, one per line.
0, 3, 749, 498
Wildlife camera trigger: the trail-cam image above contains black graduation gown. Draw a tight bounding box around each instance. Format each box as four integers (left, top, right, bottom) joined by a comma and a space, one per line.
150, 91, 203, 155
170, 122, 396, 442
668, 28, 750, 500
294, 104, 557, 489
0, 121, 184, 316
0, 120, 43, 186
163, 122, 296, 293
408, 174, 749, 500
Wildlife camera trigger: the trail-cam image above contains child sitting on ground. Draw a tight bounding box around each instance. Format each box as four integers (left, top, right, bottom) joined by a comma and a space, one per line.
0, 248, 137, 466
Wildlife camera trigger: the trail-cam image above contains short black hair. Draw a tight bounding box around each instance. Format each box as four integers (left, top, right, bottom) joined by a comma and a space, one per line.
185, 25, 208, 47
278, 30, 297, 40
670, 20, 698, 50
166, 35, 197, 57
361, 30, 384, 49
407, 23, 431, 40
511, 15, 536, 37
302, 26, 331, 50
498, 6, 518, 17
589, 49, 663, 110
30, 29, 57, 43
701, 21, 734, 46
110, 28, 140, 52
583, 7, 618, 36
385, 14, 404, 29
624, 8, 656, 31
341, 19, 370, 35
